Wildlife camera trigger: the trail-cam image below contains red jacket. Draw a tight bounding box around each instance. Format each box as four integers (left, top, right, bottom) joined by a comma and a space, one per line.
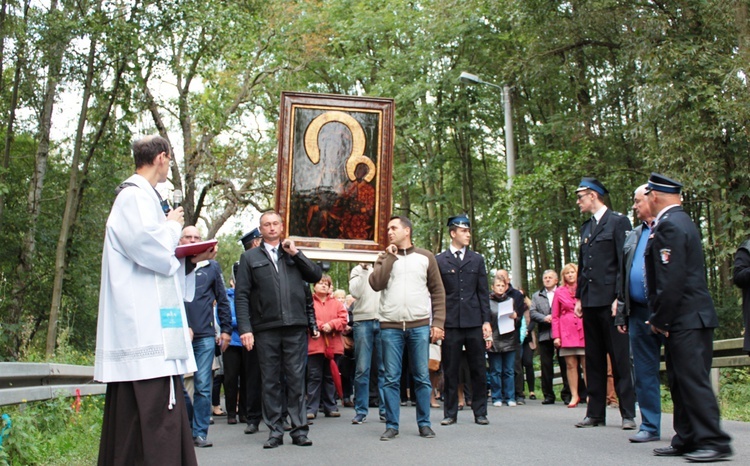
308, 294, 349, 355
551, 284, 585, 348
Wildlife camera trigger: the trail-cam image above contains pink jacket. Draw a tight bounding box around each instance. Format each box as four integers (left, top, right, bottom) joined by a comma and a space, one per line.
308, 294, 349, 355
551, 285, 585, 348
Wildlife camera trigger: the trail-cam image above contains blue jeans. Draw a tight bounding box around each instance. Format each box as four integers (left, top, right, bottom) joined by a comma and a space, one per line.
629, 303, 664, 434
191, 336, 215, 438
487, 351, 515, 403
381, 325, 432, 430
353, 319, 385, 417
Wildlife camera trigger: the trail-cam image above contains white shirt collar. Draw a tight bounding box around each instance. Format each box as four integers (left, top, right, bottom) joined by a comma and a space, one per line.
593, 205, 608, 223
449, 245, 466, 256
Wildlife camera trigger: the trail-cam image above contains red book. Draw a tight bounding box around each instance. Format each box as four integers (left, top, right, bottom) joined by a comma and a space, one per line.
175, 239, 218, 258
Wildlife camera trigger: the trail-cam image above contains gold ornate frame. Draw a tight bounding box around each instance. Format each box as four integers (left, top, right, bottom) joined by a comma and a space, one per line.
275, 92, 394, 262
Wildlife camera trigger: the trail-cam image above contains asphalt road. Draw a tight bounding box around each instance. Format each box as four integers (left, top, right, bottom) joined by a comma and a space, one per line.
195, 399, 748, 465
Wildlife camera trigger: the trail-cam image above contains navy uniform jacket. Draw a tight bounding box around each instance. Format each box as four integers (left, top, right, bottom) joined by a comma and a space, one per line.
645, 206, 718, 331
733, 240, 750, 353
435, 248, 491, 328
577, 208, 632, 308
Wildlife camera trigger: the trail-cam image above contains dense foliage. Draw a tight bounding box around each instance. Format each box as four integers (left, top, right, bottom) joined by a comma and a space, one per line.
0, 0, 747, 359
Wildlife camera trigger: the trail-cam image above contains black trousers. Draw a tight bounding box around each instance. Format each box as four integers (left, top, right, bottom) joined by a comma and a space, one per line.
582, 305, 635, 420
515, 339, 535, 397
222, 345, 262, 424
255, 326, 309, 439
538, 339, 555, 400
666, 327, 731, 451
442, 326, 488, 420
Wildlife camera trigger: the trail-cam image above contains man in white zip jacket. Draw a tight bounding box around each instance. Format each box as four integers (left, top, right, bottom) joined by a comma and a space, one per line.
95, 135, 215, 466
369, 215, 446, 442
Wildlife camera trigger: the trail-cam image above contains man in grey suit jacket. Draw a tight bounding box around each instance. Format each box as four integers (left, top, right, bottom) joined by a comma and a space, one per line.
530, 270, 559, 404
435, 215, 492, 427
573, 177, 636, 430
615, 185, 663, 443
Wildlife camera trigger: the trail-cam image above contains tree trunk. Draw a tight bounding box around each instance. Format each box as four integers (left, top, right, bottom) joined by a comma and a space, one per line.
7, 0, 67, 351
46, 15, 102, 356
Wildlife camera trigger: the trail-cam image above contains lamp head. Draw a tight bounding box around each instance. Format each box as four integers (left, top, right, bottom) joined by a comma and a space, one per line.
459, 71, 480, 84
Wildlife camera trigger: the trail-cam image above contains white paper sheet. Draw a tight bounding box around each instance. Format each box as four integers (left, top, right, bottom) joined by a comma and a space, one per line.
496, 299, 516, 335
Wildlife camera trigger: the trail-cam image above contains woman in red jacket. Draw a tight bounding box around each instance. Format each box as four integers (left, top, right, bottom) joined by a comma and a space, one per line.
306, 275, 349, 419
552, 263, 586, 408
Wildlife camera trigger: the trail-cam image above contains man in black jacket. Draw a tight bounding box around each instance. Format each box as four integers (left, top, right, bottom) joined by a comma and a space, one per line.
644, 174, 732, 462
235, 211, 322, 449
573, 177, 636, 430
435, 215, 492, 426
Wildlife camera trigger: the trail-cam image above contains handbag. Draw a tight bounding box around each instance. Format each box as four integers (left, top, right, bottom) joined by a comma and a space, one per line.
428, 342, 441, 372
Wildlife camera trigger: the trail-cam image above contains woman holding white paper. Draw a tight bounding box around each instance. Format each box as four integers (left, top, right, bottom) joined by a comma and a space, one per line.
487, 275, 524, 407
551, 263, 586, 408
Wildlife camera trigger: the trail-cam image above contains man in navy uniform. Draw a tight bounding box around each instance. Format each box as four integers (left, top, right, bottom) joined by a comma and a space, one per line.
615, 184, 663, 443
435, 215, 491, 426
573, 177, 636, 430
644, 173, 732, 462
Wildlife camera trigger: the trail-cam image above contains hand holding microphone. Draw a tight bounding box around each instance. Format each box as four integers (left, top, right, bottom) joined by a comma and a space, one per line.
167, 189, 184, 225
172, 189, 182, 209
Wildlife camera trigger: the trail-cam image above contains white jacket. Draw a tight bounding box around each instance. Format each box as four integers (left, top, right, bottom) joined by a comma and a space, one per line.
94, 174, 197, 383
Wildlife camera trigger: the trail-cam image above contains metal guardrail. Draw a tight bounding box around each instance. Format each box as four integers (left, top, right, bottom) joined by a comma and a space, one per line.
0, 363, 106, 406
0, 339, 746, 406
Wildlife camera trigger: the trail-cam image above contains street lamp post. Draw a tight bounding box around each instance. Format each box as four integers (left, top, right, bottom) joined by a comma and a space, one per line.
459, 72, 522, 289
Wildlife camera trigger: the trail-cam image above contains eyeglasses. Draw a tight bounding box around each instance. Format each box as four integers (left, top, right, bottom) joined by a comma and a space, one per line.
576, 192, 590, 200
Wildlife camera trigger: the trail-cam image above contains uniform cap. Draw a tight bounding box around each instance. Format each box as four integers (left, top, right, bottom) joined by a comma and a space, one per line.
240, 228, 261, 250
645, 173, 682, 194
576, 177, 608, 196
447, 215, 471, 229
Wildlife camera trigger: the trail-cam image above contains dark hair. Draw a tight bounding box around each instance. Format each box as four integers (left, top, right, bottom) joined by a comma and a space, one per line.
133, 135, 171, 169
389, 215, 412, 233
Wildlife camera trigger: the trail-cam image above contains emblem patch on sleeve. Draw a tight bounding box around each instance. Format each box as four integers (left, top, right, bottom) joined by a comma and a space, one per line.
660, 248, 671, 264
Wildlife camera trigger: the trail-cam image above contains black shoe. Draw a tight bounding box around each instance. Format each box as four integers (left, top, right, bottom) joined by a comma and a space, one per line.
529, 393, 537, 400
419, 426, 436, 438
209, 417, 214, 425
380, 428, 399, 441
561, 397, 572, 405
475, 416, 489, 425
653, 446, 685, 457
239, 415, 247, 423
244, 423, 259, 434
440, 417, 457, 426
575, 417, 605, 428
684, 448, 732, 462
292, 435, 313, 446
541, 398, 555, 405
622, 418, 637, 430
227, 417, 237, 425
193, 436, 213, 448
263, 437, 283, 449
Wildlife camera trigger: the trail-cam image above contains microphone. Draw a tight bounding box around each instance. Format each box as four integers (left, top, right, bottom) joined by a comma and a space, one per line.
172, 189, 182, 209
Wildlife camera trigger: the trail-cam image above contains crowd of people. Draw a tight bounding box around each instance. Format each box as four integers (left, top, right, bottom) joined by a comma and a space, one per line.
93, 135, 739, 464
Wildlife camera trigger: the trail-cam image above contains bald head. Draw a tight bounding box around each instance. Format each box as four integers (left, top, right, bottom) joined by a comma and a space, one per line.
180, 225, 202, 245
632, 184, 654, 223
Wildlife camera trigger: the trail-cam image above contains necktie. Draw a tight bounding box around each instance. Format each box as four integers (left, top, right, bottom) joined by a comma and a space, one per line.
455, 250, 462, 261
271, 247, 279, 270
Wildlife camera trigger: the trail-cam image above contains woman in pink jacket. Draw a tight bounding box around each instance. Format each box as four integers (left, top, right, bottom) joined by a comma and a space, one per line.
306, 274, 349, 419
552, 263, 586, 408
